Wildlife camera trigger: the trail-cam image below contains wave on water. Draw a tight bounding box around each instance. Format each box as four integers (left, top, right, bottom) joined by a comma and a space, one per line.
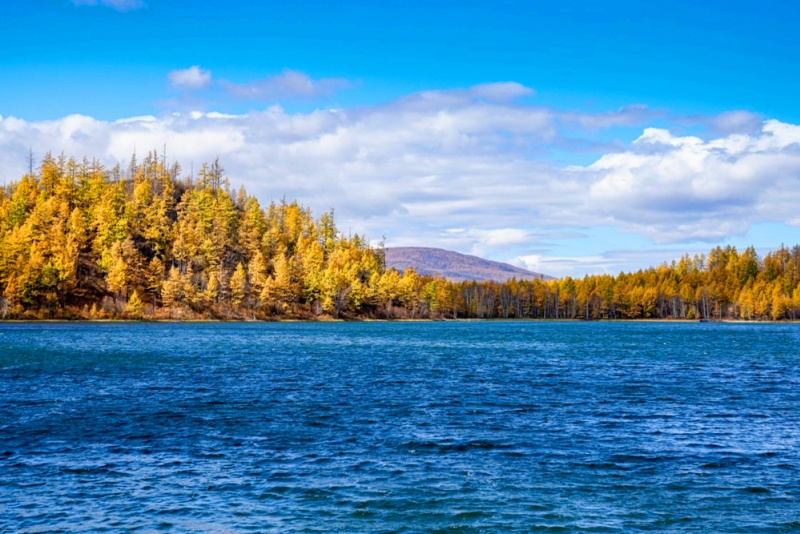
1, 321, 799, 531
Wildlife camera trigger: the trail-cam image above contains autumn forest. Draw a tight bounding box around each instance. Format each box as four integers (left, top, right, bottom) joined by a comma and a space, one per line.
1, 153, 799, 321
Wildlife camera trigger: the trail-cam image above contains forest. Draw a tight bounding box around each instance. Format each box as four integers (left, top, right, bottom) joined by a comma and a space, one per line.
1, 153, 799, 321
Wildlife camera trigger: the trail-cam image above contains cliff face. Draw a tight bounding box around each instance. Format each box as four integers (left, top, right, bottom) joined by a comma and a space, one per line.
384, 247, 552, 282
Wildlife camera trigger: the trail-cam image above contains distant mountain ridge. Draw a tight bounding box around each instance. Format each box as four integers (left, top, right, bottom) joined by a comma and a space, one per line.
384, 247, 553, 282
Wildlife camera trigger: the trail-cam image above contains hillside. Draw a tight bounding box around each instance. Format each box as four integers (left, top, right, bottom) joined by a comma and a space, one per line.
384, 247, 552, 282
4, 153, 800, 322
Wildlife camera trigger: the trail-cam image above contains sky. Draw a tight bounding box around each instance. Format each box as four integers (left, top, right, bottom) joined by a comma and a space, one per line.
2, 0, 800, 277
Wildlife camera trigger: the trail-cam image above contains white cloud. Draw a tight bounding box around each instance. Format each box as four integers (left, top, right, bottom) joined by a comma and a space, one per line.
513, 254, 612, 276
583, 120, 800, 242
511, 246, 715, 278
459, 228, 535, 257
707, 110, 763, 135
469, 82, 534, 101
70, 0, 146, 12
223, 69, 351, 101
168, 66, 212, 90
678, 110, 763, 136
3, 84, 800, 276
562, 104, 661, 131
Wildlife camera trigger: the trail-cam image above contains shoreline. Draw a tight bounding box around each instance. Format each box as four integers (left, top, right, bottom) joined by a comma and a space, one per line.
2, 317, 798, 325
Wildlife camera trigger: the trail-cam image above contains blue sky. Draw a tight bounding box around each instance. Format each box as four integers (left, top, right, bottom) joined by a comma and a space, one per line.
2, 0, 800, 276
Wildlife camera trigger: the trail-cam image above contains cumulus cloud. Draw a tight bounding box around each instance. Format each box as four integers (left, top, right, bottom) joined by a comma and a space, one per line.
168, 66, 212, 90
0, 87, 572, 261
3, 84, 799, 276
441, 228, 539, 257
70, 0, 146, 12
223, 69, 351, 101
583, 120, 800, 242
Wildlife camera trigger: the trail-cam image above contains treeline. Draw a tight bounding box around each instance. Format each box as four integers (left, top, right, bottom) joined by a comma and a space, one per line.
1, 153, 799, 321
450, 245, 800, 321
0, 152, 388, 320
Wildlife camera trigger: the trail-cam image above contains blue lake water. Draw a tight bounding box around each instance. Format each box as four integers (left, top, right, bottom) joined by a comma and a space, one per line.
1, 321, 799, 532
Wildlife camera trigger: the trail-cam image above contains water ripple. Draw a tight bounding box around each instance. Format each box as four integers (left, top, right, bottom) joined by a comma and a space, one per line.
1, 321, 799, 532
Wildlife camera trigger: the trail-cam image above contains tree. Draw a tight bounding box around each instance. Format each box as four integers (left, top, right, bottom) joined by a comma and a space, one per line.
126, 290, 145, 318
105, 242, 128, 308
230, 262, 249, 311
161, 266, 184, 311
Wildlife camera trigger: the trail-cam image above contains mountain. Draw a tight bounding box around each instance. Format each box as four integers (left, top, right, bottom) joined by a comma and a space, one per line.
384, 247, 553, 282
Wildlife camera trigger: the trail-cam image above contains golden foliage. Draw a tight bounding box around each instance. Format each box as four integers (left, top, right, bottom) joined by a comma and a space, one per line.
1, 152, 799, 321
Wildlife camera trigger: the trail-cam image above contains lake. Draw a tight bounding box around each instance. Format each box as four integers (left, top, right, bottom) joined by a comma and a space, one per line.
1, 321, 799, 532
